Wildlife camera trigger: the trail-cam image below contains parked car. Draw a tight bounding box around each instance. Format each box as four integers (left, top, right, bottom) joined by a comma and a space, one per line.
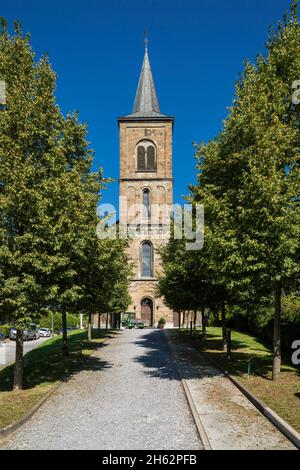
38, 328, 51, 337
34, 329, 40, 339
8, 328, 15, 340
0, 332, 5, 342
9, 326, 38, 341
57, 327, 78, 335
131, 319, 145, 329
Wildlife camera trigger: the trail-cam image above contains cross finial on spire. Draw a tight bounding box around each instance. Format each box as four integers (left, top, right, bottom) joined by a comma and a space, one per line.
144, 29, 148, 51
129, 33, 166, 117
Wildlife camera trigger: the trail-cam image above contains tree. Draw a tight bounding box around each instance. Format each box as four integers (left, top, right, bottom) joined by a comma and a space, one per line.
0, 20, 67, 388
190, 137, 255, 348
158, 1, 300, 373
0, 20, 107, 386
103, 237, 132, 323
43, 112, 105, 355
158, 219, 215, 332
192, 1, 300, 379
77, 232, 131, 342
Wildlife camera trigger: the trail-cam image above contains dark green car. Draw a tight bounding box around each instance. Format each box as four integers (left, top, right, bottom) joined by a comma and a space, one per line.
122, 313, 144, 329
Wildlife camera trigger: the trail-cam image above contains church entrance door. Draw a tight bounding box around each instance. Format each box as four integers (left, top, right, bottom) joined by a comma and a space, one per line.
141, 298, 153, 327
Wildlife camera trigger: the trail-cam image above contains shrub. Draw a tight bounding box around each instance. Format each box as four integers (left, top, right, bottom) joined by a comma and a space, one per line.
39, 312, 80, 330
0, 325, 11, 337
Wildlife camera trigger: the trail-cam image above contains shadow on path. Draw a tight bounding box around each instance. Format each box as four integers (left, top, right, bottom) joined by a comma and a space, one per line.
133, 329, 180, 381
132, 329, 223, 382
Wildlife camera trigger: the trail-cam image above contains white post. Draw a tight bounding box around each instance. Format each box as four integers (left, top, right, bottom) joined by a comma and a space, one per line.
51, 311, 54, 338
80, 314, 83, 330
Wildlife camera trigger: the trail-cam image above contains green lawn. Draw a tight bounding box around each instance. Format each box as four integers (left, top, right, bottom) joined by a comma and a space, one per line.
180, 326, 300, 433
0, 329, 114, 429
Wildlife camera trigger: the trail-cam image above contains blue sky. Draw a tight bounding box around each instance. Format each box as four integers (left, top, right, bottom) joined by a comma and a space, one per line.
1, 0, 294, 209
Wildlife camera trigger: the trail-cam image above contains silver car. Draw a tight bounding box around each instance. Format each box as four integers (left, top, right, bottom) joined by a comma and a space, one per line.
9, 327, 38, 341
38, 328, 51, 337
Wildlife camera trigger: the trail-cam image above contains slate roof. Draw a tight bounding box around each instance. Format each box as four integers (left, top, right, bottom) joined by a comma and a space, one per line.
126, 47, 167, 118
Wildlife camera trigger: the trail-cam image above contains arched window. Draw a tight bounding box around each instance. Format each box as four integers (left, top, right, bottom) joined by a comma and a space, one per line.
147, 146, 155, 170
136, 140, 156, 171
141, 241, 153, 278
137, 146, 146, 171
142, 188, 150, 218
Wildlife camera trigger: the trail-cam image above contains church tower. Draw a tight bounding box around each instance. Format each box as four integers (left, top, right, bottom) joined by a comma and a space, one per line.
118, 42, 175, 327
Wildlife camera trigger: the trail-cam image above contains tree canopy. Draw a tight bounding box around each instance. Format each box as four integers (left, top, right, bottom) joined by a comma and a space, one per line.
158, 1, 300, 380
0, 20, 131, 388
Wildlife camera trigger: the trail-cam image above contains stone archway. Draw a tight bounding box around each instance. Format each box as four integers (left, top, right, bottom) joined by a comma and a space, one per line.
141, 298, 153, 327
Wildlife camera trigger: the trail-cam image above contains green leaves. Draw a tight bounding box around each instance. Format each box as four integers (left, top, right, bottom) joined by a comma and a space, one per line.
158, 1, 300, 344
0, 21, 131, 333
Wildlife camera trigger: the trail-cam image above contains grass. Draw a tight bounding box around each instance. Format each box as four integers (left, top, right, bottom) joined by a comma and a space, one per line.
0, 329, 113, 429
179, 326, 300, 433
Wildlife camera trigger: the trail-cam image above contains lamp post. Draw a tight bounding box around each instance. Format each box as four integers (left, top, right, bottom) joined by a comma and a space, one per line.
51, 311, 54, 338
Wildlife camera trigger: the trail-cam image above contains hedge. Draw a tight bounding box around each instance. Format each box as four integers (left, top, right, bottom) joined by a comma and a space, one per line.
0, 325, 11, 337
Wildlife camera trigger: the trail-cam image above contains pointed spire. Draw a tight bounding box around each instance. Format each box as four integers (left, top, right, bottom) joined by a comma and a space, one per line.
144, 29, 149, 53
128, 39, 166, 118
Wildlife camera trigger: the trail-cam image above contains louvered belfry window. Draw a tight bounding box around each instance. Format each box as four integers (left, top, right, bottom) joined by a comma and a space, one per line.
147, 146, 155, 170
137, 141, 156, 171
137, 145, 146, 170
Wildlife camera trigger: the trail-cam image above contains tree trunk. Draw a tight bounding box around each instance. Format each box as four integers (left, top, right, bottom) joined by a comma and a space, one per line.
221, 300, 227, 350
87, 313, 92, 342
62, 311, 69, 356
187, 310, 190, 329
201, 305, 207, 337
194, 310, 197, 332
182, 311, 186, 329
272, 280, 282, 381
106, 313, 108, 330
178, 311, 181, 331
213, 306, 219, 324
98, 313, 101, 330
13, 328, 24, 390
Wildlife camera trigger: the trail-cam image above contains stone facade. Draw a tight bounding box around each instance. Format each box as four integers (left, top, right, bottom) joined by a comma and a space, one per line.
118, 117, 175, 326
117, 45, 176, 327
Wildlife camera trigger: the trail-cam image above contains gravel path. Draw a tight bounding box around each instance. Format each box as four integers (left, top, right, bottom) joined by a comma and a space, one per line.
167, 331, 295, 450
2, 329, 202, 450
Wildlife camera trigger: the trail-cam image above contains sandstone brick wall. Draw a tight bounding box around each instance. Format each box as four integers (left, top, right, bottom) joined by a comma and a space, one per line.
118, 118, 175, 327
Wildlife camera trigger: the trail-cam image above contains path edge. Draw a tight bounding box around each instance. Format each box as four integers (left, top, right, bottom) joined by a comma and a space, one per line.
200, 349, 300, 450
173, 331, 300, 450
164, 329, 212, 450
0, 379, 63, 440
0, 335, 111, 441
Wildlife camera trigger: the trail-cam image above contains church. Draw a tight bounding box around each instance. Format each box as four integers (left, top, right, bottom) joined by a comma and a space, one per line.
118, 42, 178, 328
